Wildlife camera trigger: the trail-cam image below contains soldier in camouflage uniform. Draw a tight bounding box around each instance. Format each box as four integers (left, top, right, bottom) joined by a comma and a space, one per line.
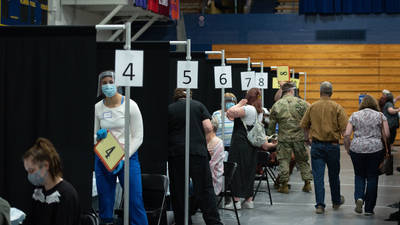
267, 82, 313, 194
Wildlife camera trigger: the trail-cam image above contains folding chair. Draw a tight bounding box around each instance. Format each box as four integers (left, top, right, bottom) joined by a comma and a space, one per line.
141, 174, 169, 225
217, 161, 240, 225
253, 151, 273, 205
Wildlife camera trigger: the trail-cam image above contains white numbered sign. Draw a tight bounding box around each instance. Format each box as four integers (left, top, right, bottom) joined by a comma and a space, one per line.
255, 72, 268, 89
240, 71, 255, 91
177, 61, 198, 89
115, 50, 144, 87
214, 66, 232, 88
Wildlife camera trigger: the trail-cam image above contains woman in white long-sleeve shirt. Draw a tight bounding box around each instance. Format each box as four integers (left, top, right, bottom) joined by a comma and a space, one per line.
94, 71, 148, 225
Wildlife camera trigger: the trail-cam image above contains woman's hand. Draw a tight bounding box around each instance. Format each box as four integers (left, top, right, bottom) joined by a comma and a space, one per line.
262, 140, 277, 150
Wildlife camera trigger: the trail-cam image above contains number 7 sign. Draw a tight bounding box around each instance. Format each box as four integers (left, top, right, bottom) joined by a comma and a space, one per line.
115, 50, 144, 87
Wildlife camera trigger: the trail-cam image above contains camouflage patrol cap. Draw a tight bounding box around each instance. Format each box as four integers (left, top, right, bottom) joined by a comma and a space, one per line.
281, 82, 296, 92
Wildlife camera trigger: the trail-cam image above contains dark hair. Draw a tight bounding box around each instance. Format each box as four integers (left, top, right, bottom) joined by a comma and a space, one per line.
173, 88, 192, 101
246, 88, 262, 114
23, 138, 63, 180
379, 93, 394, 110
359, 95, 380, 112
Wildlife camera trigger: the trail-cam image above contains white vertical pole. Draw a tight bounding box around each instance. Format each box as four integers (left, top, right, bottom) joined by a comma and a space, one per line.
261, 61, 264, 108
184, 39, 191, 225
247, 57, 251, 71
220, 50, 226, 153
123, 22, 131, 225
304, 72, 307, 101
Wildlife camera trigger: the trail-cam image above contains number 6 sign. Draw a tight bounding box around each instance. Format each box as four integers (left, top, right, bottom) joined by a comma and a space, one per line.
214, 66, 232, 88
177, 61, 198, 89
115, 50, 144, 87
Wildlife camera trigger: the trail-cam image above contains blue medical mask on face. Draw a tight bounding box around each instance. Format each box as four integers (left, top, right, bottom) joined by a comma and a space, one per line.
27, 168, 46, 186
225, 102, 235, 110
102, 84, 117, 97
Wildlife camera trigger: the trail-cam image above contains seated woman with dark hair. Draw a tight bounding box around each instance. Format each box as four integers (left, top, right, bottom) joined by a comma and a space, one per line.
22, 137, 80, 225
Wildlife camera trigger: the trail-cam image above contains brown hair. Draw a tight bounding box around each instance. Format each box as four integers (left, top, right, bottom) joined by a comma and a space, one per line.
246, 88, 263, 113
173, 88, 192, 101
23, 137, 63, 180
359, 95, 380, 112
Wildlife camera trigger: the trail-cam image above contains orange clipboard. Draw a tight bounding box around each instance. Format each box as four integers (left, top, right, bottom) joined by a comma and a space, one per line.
94, 131, 125, 172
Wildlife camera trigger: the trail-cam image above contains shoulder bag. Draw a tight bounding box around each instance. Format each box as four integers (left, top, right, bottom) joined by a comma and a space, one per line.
242, 111, 267, 148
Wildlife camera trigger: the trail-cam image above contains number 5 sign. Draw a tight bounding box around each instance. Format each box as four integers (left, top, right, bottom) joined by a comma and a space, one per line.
177, 61, 198, 89
214, 66, 232, 88
115, 50, 144, 87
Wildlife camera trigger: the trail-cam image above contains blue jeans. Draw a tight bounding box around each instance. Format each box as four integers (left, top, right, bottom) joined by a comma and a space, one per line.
310, 141, 341, 208
95, 152, 149, 225
349, 150, 383, 213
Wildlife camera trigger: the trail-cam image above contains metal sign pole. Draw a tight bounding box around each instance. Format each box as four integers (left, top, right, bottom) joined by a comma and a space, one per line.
95, 23, 130, 225
251, 61, 265, 108
169, 39, 191, 225
184, 39, 191, 225
123, 22, 131, 225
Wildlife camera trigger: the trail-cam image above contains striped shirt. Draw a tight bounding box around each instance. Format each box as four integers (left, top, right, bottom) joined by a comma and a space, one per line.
212, 110, 234, 147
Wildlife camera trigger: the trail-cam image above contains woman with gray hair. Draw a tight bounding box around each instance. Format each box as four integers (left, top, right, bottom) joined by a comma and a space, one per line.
206, 117, 225, 195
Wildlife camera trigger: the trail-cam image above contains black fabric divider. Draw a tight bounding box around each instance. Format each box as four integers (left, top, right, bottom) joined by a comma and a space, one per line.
0, 26, 96, 212
96, 42, 170, 175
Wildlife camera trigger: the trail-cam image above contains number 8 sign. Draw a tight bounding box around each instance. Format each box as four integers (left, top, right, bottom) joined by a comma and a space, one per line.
177, 61, 198, 89
214, 66, 232, 88
115, 50, 144, 87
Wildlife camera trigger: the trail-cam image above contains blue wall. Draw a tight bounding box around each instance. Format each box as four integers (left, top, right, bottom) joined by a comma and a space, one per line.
184, 14, 400, 51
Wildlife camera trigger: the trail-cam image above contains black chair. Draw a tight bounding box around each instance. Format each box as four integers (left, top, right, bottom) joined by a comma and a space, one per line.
253, 151, 273, 205
142, 174, 169, 225
217, 161, 240, 225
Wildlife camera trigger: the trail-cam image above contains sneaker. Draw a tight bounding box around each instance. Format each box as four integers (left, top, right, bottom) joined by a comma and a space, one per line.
355, 199, 363, 214
242, 200, 254, 209
315, 206, 325, 214
225, 201, 241, 210
333, 195, 345, 210
364, 212, 375, 216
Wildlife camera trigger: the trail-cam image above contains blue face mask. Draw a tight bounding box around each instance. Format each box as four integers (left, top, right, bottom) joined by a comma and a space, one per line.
226, 102, 235, 110
102, 84, 117, 97
27, 168, 46, 186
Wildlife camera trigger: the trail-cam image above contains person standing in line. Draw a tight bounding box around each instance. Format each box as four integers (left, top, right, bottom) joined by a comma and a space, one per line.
94, 70, 148, 225
344, 95, 389, 215
267, 82, 313, 194
301, 81, 348, 214
225, 88, 277, 210
379, 90, 400, 157
211, 92, 237, 153
168, 88, 223, 225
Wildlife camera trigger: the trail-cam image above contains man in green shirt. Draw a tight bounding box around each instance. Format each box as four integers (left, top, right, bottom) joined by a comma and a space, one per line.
268, 82, 312, 194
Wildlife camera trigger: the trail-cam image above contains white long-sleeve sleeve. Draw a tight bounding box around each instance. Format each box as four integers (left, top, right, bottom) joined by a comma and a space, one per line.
128, 100, 143, 157
94, 109, 100, 145
94, 98, 144, 158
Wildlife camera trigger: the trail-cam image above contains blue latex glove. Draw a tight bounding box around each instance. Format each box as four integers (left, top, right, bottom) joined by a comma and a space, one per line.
112, 160, 124, 175
96, 129, 107, 140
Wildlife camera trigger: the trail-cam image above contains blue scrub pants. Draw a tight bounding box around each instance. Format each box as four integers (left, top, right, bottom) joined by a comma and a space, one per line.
95, 152, 148, 225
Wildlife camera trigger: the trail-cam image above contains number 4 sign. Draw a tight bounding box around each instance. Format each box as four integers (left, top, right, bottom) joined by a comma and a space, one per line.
115, 50, 144, 87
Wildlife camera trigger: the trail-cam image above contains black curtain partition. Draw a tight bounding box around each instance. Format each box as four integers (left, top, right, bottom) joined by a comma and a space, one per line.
0, 26, 96, 212
96, 42, 170, 175
300, 0, 400, 14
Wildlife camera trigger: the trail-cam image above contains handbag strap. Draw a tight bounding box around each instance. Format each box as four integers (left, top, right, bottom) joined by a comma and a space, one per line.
381, 113, 389, 157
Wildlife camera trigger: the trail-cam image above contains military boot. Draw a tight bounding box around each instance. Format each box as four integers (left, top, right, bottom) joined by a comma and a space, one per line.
278, 182, 289, 194
302, 180, 312, 192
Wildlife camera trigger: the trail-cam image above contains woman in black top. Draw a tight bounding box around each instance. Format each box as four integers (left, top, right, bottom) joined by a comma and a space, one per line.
22, 138, 80, 225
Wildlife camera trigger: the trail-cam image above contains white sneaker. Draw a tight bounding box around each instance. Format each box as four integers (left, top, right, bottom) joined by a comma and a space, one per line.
355, 198, 363, 214
225, 201, 241, 210
242, 200, 254, 209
